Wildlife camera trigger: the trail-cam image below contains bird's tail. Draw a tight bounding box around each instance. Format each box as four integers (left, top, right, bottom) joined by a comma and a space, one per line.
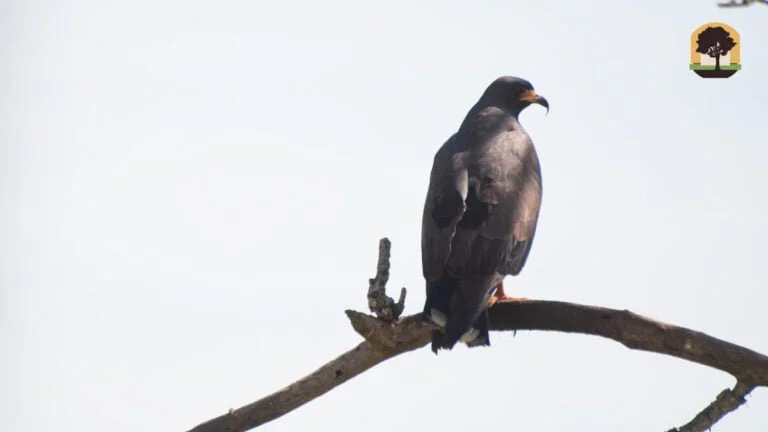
422, 274, 456, 328
462, 308, 490, 348
424, 275, 498, 354
430, 308, 490, 352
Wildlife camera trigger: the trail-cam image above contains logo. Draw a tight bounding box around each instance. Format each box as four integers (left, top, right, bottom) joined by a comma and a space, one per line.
717, 0, 767, 7
690, 23, 741, 78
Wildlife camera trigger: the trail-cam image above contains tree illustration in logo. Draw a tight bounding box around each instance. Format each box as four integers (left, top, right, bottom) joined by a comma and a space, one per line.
695, 26, 737, 71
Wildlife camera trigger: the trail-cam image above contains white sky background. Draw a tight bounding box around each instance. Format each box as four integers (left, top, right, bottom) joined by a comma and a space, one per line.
2, 0, 767, 431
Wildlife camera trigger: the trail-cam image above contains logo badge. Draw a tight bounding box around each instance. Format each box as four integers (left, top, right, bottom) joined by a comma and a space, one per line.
690, 23, 741, 78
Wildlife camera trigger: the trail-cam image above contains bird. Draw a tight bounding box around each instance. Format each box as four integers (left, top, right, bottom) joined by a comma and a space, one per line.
421, 76, 548, 354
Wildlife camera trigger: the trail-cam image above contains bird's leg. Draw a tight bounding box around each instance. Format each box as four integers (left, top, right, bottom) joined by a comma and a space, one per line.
494, 280, 509, 300
488, 280, 528, 306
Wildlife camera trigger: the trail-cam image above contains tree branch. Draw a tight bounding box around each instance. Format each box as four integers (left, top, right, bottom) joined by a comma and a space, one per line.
666, 382, 755, 432
366, 238, 406, 322
186, 238, 768, 432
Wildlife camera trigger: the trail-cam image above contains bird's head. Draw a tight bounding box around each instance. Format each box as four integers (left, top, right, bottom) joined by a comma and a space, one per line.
482, 76, 549, 117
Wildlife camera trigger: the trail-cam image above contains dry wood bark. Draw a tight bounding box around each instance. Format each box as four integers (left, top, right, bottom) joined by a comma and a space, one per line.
187, 238, 768, 432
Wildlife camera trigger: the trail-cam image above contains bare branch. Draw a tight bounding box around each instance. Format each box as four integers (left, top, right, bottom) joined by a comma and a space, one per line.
186, 341, 406, 432
366, 238, 406, 322
186, 238, 768, 432
667, 381, 755, 432
487, 301, 768, 385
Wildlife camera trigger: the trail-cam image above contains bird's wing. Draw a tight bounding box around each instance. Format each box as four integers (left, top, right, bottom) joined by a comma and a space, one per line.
499, 155, 542, 276
446, 130, 543, 278
421, 134, 469, 282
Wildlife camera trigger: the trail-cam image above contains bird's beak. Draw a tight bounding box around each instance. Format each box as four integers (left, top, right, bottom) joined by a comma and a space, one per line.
520, 89, 549, 114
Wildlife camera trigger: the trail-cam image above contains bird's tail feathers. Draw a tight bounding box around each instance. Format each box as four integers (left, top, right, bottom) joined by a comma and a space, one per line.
425, 273, 498, 354
430, 311, 490, 353
422, 275, 456, 327
463, 308, 490, 348
429, 276, 496, 354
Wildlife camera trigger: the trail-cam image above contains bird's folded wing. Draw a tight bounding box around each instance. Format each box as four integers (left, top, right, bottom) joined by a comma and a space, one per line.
421, 135, 468, 282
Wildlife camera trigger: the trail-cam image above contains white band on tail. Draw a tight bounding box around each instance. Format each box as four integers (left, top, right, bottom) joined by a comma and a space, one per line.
460, 328, 480, 344
429, 308, 447, 328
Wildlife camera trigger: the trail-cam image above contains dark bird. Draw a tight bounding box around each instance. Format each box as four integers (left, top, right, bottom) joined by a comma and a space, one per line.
421, 76, 548, 353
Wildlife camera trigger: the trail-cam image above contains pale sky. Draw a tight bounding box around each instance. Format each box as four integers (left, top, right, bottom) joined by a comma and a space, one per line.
2, 1, 767, 431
